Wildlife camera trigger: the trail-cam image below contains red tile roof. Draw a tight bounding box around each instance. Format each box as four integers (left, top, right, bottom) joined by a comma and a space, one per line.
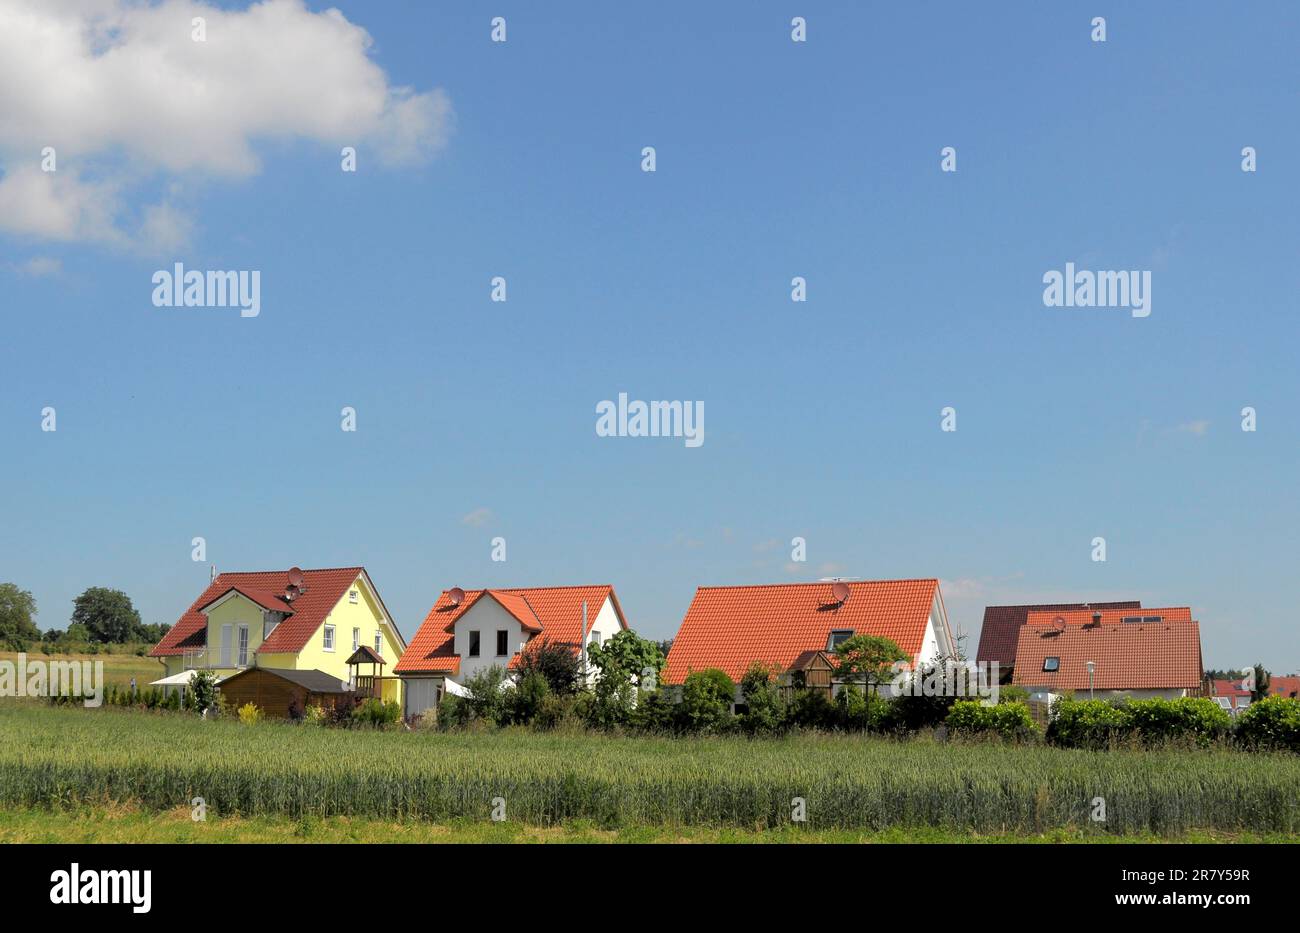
662, 579, 942, 685
976, 601, 1141, 668
1010, 619, 1203, 691
150, 568, 365, 657
1024, 606, 1193, 628
1269, 675, 1300, 699
1213, 678, 1251, 699
394, 585, 626, 675
198, 584, 296, 616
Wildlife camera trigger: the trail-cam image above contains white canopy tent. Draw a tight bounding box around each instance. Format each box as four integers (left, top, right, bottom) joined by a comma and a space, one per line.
149, 670, 227, 687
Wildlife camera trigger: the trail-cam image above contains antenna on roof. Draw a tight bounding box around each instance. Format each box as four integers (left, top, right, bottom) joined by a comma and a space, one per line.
831, 581, 850, 606
449, 587, 465, 606
284, 583, 300, 603
210, 564, 217, 582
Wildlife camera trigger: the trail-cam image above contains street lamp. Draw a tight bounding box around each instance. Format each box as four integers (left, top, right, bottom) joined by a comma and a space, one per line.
1086, 660, 1096, 701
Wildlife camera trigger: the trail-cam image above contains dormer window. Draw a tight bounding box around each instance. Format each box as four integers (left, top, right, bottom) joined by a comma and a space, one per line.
828, 630, 854, 651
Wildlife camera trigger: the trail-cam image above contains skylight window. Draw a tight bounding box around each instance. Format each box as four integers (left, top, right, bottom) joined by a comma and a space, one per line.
828, 630, 854, 651
1042, 656, 1060, 672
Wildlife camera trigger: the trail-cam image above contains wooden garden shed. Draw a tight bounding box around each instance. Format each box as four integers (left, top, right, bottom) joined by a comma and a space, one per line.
782, 650, 836, 698
217, 667, 353, 719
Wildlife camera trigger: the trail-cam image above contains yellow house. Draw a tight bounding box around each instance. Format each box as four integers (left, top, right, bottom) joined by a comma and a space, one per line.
149, 566, 406, 713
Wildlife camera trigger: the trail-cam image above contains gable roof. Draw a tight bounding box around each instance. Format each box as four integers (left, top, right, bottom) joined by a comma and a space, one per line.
975, 601, 1142, 668
150, 567, 366, 658
1010, 619, 1203, 691
220, 666, 352, 694
662, 579, 941, 685
198, 584, 296, 616
1269, 675, 1300, 699
394, 585, 627, 675
1213, 678, 1251, 699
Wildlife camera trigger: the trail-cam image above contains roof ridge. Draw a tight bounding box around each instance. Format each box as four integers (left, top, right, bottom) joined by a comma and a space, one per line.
218, 566, 364, 576
697, 578, 937, 590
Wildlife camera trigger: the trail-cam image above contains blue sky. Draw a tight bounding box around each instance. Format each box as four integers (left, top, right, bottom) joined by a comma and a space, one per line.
1, 1, 1297, 672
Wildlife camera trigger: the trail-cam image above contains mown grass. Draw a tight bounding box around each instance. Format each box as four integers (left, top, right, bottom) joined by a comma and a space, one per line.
2, 803, 1294, 844
2, 704, 1299, 836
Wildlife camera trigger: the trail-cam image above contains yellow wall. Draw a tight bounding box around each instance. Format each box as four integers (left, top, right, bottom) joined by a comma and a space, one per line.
267, 575, 404, 705
204, 593, 266, 672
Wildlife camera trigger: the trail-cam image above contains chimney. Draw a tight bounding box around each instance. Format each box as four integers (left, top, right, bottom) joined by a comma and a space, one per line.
1092, 610, 1102, 626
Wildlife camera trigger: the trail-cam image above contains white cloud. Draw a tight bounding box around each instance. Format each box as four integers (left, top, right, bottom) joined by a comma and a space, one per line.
461, 507, 493, 528
1174, 420, 1211, 437
8, 256, 63, 277
0, 0, 452, 249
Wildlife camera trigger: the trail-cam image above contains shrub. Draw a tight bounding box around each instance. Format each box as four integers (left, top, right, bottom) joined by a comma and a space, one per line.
585, 671, 636, 730
303, 705, 328, 727
678, 669, 735, 732
189, 670, 219, 715
737, 662, 784, 735
1046, 699, 1131, 749
507, 671, 550, 725
784, 688, 838, 731
946, 701, 1038, 741
514, 638, 580, 696
1236, 696, 1300, 753
460, 666, 511, 725
1124, 698, 1231, 747
351, 698, 402, 728
627, 688, 675, 732
237, 702, 262, 725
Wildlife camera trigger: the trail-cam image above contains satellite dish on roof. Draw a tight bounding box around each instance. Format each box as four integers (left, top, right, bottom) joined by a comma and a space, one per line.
1053, 616, 1067, 632
449, 587, 465, 606
288, 567, 304, 587
284, 583, 300, 603
831, 581, 850, 604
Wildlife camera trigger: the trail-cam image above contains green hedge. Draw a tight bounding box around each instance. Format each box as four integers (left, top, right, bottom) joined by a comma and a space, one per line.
945, 700, 1038, 741
1236, 697, 1300, 753
1048, 698, 1232, 749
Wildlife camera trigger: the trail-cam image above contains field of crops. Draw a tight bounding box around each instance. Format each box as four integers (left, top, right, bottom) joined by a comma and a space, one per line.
3, 705, 1299, 836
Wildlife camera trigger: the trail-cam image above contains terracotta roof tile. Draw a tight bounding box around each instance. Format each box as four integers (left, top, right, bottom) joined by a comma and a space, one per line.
150, 568, 364, 658
1269, 675, 1300, 699
395, 585, 626, 675
662, 579, 941, 685
975, 601, 1142, 667
1010, 619, 1203, 691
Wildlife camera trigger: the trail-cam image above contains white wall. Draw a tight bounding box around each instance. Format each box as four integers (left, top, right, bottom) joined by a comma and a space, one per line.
1024, 686, 1190, 702
454, 598, 529, 682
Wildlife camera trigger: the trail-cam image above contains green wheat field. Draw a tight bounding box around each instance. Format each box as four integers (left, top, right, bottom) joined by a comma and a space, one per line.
2, 704, 1298, 842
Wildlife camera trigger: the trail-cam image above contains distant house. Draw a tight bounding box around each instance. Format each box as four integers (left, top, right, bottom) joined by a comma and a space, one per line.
1212, 678, 1252, 713
662, 579, 956, 690
1268, 675, 1300, 700
394, 585, 629, 719
148, 566, 406, 712
1010, 612, 1203, 701
976, 601, 1141, 680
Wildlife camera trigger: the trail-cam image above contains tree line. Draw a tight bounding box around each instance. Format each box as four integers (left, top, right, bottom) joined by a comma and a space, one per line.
0, 582, 170, 651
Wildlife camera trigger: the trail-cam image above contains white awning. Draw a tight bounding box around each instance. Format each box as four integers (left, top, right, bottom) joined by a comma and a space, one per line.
149, 670, 226, 687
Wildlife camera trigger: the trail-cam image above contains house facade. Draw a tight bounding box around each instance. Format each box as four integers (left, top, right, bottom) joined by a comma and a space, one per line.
662, 578, 956, 691
148, 566, 406, 709
394, 584, 628, 719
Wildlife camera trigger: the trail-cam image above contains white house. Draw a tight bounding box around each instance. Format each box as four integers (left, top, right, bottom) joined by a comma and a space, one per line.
394, 585, 629, 719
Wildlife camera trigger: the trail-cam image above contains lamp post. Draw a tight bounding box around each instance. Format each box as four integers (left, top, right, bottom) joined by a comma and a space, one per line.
1086, 660, 1096, 701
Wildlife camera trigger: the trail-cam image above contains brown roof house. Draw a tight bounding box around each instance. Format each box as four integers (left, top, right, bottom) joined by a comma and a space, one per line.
1010, 610, 1204, 702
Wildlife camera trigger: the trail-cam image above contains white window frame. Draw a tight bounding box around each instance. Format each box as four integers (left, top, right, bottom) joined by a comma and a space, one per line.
352, 627, 359, 651
323, 624, 336, 652
237, 624, 249, 667
374, 629, 382, 656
